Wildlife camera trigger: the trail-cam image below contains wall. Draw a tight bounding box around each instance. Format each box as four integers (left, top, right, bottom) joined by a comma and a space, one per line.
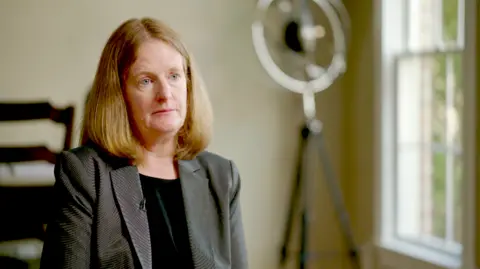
0, 1, 348, 268
475, 1, 480, 264
342, 0, 376, 250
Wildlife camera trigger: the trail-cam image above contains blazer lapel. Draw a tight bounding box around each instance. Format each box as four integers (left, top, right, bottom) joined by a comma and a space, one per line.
179, 159, 216, 269
111, 166, 152, 269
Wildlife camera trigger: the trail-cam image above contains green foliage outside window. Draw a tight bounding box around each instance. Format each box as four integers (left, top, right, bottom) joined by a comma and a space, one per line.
430, 0, 463, 242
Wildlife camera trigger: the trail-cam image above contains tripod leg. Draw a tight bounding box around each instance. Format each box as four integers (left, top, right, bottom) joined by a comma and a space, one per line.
299, 209, 308, 269
299, 134, 314, 269
313, 131, 362, 269
280, 126, 310, 266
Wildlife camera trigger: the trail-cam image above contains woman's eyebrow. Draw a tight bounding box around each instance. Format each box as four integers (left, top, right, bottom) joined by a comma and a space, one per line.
169, 66, 184, 72
130, 64, 151, 74
130, 63, 184, 75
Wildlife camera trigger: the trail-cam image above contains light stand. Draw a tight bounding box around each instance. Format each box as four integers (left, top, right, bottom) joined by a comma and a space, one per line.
279, 105, 361, 269
251, 0, 360, 268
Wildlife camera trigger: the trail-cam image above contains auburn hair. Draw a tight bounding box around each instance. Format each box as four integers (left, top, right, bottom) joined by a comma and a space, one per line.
80, 17, 213, 161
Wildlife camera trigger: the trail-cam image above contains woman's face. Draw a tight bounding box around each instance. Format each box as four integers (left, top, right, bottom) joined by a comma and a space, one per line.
124, 40, 187, 140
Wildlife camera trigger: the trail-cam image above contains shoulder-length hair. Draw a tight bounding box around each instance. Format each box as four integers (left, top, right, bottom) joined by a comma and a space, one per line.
81, 17, 213, 161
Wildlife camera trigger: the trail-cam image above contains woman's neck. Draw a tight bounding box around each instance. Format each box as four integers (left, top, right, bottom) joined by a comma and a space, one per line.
141, 134, 176, 157
137, 138, 178, 180
137, 156, 178, 180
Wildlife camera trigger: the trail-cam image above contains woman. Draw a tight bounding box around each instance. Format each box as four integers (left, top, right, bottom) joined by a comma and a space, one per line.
40, 17, 247, 269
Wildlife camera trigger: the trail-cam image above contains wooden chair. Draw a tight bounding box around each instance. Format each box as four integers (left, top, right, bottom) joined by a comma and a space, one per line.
0, 256, 28, 269
0, 101, 75, 243
0, 102, 75, 164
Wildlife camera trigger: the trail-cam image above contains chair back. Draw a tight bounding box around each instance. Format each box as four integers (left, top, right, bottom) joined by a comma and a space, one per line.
0, 101, 74, 243
0, 102, 75, 164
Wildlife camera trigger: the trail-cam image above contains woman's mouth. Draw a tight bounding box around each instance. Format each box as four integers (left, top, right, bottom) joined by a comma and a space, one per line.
153, 109, 174, 115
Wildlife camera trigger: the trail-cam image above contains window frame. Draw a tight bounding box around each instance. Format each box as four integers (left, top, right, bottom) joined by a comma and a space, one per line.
373, 0, 477, 267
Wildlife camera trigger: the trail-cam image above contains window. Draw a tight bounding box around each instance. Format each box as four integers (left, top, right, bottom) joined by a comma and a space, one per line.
395, 0, 464, 252
377, 0, 470, 267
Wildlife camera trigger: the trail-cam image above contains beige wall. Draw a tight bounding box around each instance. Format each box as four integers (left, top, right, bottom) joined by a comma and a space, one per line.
342, 0, 376, 249
475, 3, 480, 264
0, 1, 352, 268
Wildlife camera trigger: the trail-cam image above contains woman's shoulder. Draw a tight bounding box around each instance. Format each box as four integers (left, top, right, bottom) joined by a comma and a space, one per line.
59, 144, 122, 171
194, 151, 241, 191
61, 144, 103, 164
195, 151, 233, 171
65, 144, 100, 158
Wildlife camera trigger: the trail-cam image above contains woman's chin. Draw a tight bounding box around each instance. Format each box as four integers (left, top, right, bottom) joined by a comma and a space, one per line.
150, 123, 182, 135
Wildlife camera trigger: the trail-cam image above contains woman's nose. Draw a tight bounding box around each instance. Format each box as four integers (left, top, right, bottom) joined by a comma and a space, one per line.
154, 80, 172, 99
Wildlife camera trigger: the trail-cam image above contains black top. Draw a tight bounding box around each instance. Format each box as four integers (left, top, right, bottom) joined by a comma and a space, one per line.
139, 174, 194, 269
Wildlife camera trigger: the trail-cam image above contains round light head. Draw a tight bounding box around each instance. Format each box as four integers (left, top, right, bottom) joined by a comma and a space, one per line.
252, 0, 349, 94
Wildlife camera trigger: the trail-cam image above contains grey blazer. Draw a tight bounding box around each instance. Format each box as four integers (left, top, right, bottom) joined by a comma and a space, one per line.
39, 145, 248, 269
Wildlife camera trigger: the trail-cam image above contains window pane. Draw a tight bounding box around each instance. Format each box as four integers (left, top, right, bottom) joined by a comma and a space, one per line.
452, 52, 463, 244
453, 54, 463, 150
395, 52, 463, 249
432, 54, 446, 144
442, 0, 459, 43
396, 147, 422, 238
454, 154, 463, 243
431, 151, 446, 238
407, 0, 464, 50
407, 0, 437, 50
396, 55, 432, 239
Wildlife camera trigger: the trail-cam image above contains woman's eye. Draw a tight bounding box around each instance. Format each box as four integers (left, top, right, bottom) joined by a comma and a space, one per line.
139, 78, 152, 86
169, 73, 181, 80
